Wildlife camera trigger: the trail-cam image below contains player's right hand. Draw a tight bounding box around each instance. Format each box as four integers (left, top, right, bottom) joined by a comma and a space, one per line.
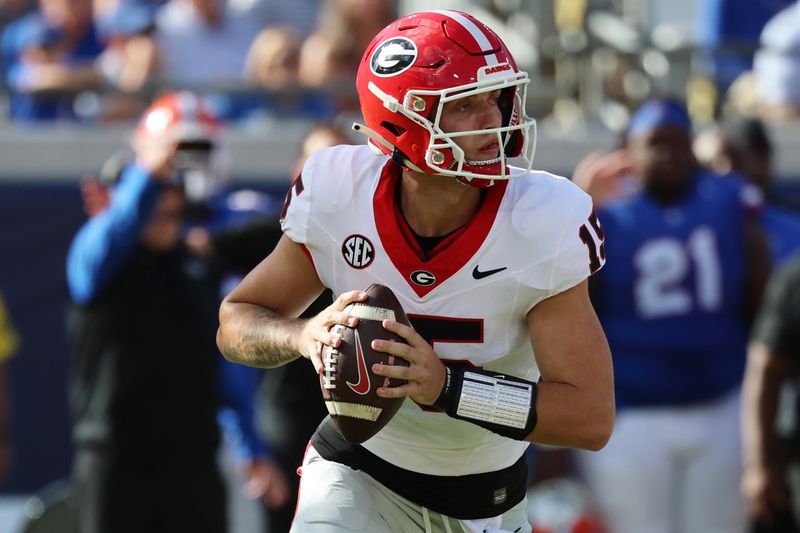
297, 290, 368, 374
572, 150, 637, 207
742, 464, 792, 526
133, 140, 179, 183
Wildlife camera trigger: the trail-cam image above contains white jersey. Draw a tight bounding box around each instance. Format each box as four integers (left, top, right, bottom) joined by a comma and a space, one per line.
281, 144, 603, 476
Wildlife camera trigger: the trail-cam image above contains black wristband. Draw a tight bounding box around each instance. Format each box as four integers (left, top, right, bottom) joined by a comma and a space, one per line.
433, 363, 537, 441
433, 364, 458, 411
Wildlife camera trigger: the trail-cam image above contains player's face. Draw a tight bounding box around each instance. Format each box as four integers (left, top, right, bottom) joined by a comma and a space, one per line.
439, 90, 503, 162
628, 125, 695, 195
141, 187, 185, 252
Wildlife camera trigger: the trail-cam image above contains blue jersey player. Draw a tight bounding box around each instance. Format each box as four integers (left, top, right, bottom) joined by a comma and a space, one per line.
574, 99, 770, 533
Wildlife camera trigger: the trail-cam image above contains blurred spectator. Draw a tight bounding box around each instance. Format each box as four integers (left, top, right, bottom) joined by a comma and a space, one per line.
257, 0, 321, 39
1, 0, 103, 121
95, 2, 157, 90
64, 92, 286, 533
742, 254, 800, 533
753, 2, 800, 123
694, 114, 800, 265
695, 0, 794, 92
254, 121, 353, 533
93, 1, 158, 120
573, 98, 770, 533
297, 0, 394, 109
153, 0, 269, 88
208, 25, 334, 123
0, 291, 18, 484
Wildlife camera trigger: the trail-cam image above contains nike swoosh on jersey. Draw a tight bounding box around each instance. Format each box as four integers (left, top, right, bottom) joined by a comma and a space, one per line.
472, 265, 508, 279
346, 330, 371, 395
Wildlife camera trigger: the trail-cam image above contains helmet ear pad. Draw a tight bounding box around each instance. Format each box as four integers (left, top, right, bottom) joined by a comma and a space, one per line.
498, 86, 522, 157
368, 96, 439, 171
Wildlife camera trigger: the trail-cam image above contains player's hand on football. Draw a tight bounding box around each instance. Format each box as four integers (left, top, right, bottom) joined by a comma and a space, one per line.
371, 319, 446, 405
298, 290, 367, 374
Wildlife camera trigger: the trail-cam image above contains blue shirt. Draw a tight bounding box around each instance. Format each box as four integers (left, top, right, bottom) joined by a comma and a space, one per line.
593, 171, 752, 408
3, 13, 103, 121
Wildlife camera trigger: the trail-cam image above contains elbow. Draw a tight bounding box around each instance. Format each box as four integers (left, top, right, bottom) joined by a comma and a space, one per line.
580, 403, 615, 451
216, 301, 239, 363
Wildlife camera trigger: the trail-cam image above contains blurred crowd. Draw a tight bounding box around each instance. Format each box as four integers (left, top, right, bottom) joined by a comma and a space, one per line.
1, 0, 800, 130
0, 0, 397, 123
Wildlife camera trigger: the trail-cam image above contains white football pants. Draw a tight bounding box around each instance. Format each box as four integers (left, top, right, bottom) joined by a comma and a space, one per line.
575, 388, 745, 533
289, 446, 532, 533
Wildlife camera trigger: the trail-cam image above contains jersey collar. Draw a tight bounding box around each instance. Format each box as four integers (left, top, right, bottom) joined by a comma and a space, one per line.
373, 161, 507, 298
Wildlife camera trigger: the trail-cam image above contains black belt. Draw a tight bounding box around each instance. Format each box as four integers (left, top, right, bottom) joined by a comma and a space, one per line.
310, 417, 528, 520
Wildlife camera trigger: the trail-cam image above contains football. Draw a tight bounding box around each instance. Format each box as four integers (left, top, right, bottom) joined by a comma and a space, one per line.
320, 283, 410, 443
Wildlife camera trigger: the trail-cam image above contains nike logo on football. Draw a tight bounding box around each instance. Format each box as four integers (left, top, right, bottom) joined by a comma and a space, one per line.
472, 265, 507, 279
346, 330, 371, 395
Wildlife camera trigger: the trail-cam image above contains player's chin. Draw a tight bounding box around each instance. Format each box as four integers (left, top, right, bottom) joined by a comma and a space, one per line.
466, 149, 501, 162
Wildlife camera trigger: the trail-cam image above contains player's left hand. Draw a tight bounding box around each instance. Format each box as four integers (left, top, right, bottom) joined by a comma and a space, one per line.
371, 319, 446, 405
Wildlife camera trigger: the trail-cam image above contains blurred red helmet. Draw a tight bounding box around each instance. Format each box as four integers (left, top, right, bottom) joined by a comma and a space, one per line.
134, 91, 230, 201
354, 10, 537, 187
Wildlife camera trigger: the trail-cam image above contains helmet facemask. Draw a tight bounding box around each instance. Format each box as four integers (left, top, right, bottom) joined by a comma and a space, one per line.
360, 68, 537, 187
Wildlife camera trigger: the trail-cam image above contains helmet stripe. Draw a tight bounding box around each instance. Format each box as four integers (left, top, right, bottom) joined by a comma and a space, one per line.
428, 10, 498, 66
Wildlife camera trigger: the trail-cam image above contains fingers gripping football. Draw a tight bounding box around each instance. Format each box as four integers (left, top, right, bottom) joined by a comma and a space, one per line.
299, 290, 366, 373
372, 319, 447, 406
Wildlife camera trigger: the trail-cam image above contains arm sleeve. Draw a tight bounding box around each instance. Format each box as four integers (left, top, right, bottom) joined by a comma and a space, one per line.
66, 165, 162, 305
279, 152, 317, 246
548, 192, 603, 296
217, 358, 271, 465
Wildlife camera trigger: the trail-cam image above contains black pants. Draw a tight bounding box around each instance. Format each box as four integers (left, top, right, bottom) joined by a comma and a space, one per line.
750, 462, 800, 533
751, 509, 799, 533
73, 448, 227, 533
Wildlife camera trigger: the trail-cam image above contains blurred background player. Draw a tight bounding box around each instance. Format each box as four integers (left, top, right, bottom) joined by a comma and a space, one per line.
573, 98, 770, 533
742, 253, 800, 533
694, 114, 800, 265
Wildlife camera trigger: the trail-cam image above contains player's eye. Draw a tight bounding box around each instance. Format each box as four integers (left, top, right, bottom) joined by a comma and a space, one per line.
457, 100, 473, 112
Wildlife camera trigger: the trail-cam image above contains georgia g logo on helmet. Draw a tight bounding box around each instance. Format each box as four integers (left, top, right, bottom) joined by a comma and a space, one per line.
370, 37, 417, 77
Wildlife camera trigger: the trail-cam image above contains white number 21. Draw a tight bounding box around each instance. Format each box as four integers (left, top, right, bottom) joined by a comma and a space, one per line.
633, 227, 722, 319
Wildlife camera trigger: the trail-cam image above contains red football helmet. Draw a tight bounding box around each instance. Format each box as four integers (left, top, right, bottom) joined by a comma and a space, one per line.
133, 91, 230, 202
354, 10, 537, 187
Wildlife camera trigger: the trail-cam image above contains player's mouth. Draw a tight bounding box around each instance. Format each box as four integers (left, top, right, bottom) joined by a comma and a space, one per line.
479, 140, 499, 154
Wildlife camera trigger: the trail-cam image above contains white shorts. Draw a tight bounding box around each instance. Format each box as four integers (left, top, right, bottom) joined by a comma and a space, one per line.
575, 388, 745, 533
289, 446, 532, 533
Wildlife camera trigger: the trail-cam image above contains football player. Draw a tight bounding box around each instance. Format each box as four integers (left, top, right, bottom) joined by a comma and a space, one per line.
217, 10, 614, 533
573, 99, 771, 533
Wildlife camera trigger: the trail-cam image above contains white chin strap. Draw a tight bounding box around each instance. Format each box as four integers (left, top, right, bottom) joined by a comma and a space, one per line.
352, 122, 433, 175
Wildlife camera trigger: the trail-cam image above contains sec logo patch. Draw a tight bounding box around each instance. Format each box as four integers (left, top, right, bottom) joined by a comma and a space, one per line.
342, 235, 375, 269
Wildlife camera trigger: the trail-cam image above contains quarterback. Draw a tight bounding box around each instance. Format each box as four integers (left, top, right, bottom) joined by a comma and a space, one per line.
218, 10, 614, 532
